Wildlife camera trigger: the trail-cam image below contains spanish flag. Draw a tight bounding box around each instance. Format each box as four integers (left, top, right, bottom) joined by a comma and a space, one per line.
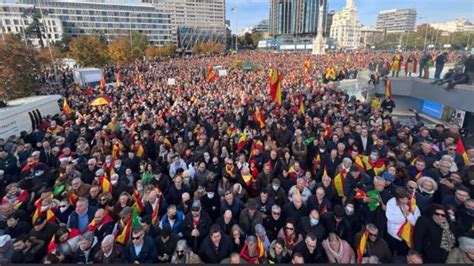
414, 171, 423, 181
32, 207, 56, 224
408, 192, 417, 213
397, 220, 414, 248
269, 68, 282, 106
333, 170, 346, 198
257, 237, 266, 258
253, 107, 266, 128
132, 189, 145, 214
116, 71, 122, 87
100, 175, 112, 193
136, 143, 145, 158
288, 166, 298, 180
304, 57, 311, 76
112, 141, 123, 159
385, 79, 392, 97
250, 139, 264, 159
63, 98, 73, 115
354, 188, 367, 199
115, 209, 140, 245
68, 191, 79, 206
354, 155, 365, 172
207, 65, 217, 82
227, 125, 236, 137
163, 137, 172, 148
100, 76, 106, 89
323, 166, 328, 177
325, 67, 336, 81
456, 137, 469, 165
237, 134, 249, 153
298, 95, 305, 114
357, 229, 369, 263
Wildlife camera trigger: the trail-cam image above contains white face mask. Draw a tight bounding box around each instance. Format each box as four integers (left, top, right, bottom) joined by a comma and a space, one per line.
115, 163, 121, 168
207, 192, 215, 199
111, 180, 118, 185
60, 206, 68, 213
137, 185, 144, 191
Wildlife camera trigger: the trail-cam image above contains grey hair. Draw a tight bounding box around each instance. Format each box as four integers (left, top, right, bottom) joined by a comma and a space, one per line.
373, 175, 385, 185
176, 239, 189, 251
458, 237, 474, 252
102, 234, 115, 245
271, 204, 281, 212
366, 224, 379, 233
77, 197, 89, 207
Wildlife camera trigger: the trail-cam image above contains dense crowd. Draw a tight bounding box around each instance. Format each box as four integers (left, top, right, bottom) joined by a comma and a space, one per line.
0, 50, 473, 264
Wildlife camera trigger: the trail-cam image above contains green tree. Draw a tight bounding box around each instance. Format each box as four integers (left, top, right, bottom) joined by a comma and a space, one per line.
251, 32, 263, 48
53, 33, 73, 53
23, 7, 46, 48
131, 32, 149, 58
192, 41, 224, 54
0, 34, 41, 100
68, 36, 109, 67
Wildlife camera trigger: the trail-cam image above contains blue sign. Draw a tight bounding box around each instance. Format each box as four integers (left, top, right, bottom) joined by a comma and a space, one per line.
421, 100, 443, 119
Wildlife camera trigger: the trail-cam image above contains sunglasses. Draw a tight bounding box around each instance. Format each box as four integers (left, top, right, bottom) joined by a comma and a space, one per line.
272, 212, 281, 215
407, 186, 416, 190
191, 208, 200, 212
131, 235, 143, 240
369, 233, 378, 237
59, 205, 67, 208
285, 227, 294, 231
100, 198, 107, 201
176, 250, 184, 254
434, 212, 446, 217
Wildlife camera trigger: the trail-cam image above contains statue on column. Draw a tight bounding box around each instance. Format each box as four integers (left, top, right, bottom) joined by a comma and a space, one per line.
312, 0, 327, 55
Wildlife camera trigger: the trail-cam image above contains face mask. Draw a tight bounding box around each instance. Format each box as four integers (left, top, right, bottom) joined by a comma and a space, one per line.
137, 185, 144, 191
207, 193, 215, 199
345, 206, 355, 215
111, 180, 118, 185
34, 171, 44, 177
106, 159, 111, 164
310, 218, 319, 226
115, 163, 121, 168
272, 184, 280, 191
319, 149, 326, 153
370, 154, 378, 161
60, 206, 68, 213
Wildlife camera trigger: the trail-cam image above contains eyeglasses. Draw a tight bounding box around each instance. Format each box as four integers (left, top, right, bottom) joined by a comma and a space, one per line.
369, 233, 378, 237
434, 212, 446, 217
407, 186, 416, 190
285, 227, 294, 231
272, 212, 281, 215
100, 198, 107, 202
131, 235, 143, 241
59, 205, 67, 208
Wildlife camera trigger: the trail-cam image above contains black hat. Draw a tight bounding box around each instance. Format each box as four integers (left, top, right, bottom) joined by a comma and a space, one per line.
349, 166, 360, 173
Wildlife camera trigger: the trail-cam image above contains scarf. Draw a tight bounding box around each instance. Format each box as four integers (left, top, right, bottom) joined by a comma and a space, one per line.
324, 240, 344, 262
434, 220, 456, 252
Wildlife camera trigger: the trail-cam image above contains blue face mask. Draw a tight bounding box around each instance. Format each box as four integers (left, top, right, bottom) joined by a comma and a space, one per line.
370, 154, 378, 161
310, 218, 319, 226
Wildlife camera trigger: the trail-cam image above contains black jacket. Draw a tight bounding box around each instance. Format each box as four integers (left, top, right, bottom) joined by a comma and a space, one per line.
298, 216, 327, 240
292, 240, 327, 263
414, 216, 459, 263
122, 235, 157, 263
182, 211, 212, 250
198, 233, 233, 263
321, 212, 354, 244
72, 239, 100, 263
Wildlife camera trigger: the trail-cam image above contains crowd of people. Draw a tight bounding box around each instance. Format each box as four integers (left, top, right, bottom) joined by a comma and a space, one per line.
0, 50, 473, 264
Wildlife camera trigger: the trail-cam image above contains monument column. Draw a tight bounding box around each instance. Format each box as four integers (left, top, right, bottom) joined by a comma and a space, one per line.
312, 0, 326, 55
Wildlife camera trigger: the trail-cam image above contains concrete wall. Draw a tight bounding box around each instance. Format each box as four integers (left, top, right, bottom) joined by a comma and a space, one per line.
375, 77, 474, 112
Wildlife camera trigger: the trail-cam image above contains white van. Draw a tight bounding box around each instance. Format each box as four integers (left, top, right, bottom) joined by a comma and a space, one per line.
73, 68, 103, 88
0, 95, 62, 140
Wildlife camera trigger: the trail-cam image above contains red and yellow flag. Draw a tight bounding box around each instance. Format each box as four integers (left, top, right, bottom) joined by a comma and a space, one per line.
357, 229, 369, 263
253, 107, 266, 128
408, 192, 417, 213
136, 144, 145, 158
298, 95, 305, 114
333, 170, 347, 198
32, 207, 56, 224
354, 188, 367, 199
304, 57, 311, 76
397, 220, 414, 248
237, 134, 249, 153
354, 155, 365, 172
132, 189, 145, 214
269, 68, 282, 106
63, 98, 73, 115
207, 65, 217, 82
385, 79, 392, 97
100, 76, 106, 89
116, 71, 122, 87
456, 137, 469, 165
99, 175, 112, 193
68, 191, 79, 206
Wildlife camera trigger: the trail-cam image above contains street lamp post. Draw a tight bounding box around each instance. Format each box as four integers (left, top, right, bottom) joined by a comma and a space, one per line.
231, 7, 238, 52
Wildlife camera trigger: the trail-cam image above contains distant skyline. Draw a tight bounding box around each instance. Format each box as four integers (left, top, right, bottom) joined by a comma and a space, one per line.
3, 0, 474, 33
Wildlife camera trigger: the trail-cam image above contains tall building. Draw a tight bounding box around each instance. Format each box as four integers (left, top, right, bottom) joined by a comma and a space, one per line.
253, 19, 269, 34
269, 0, 327, 37
0, 3, 63, 47
13, 0, 172, 45
143, 0, 226, 50
430, 18, 474, 33
376, 8, 417, 33
329, 0, 361, 49
325, 10, 335, 37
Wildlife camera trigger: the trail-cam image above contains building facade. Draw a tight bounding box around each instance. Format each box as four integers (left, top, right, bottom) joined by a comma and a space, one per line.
0, 3, 63, 47
253, 19, 269, 34
360, 26, 384, 48
144, 0, 226, 50
430, 18, 474, 33
329, 0, 361, 49
269, 0, 327, 37
16, 0, 172, 45
376, 8, 417, 33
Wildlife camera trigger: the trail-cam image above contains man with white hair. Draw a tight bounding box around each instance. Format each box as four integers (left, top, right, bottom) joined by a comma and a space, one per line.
288, 178, 312, 204
93, 234, 123, 263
